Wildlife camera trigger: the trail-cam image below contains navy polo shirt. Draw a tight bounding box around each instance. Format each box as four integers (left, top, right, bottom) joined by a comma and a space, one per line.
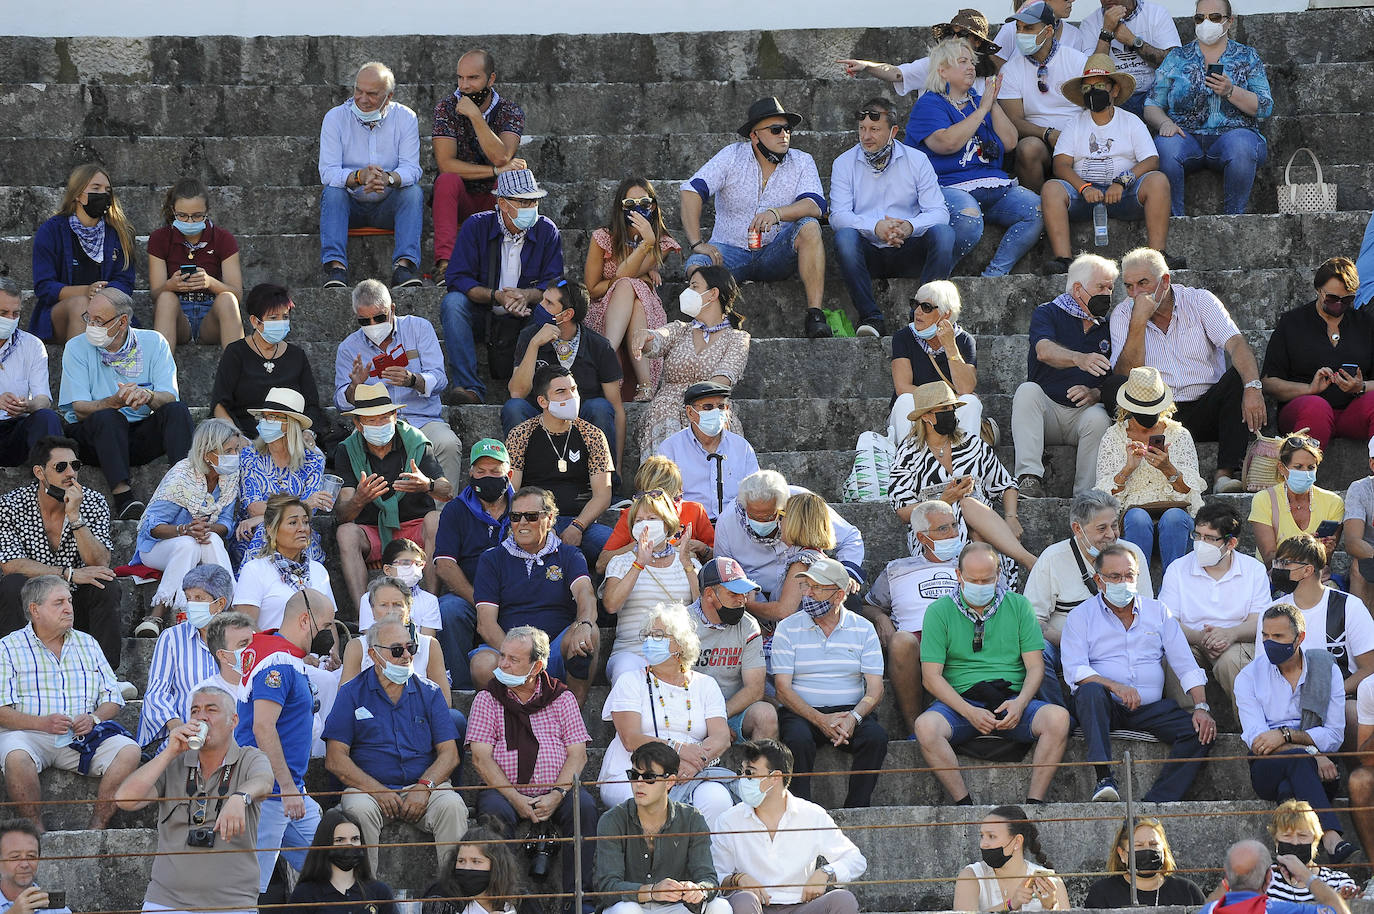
473, 541, 588, 637
1027, 301, 1114, 406
435, 489, 511, 581
322, 669, 458, 790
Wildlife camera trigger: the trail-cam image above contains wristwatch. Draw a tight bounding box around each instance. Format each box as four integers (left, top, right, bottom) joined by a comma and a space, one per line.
849, 710, 864, 724
819, 864, 837, 883
1194, 702, 1210, 713
417, 778, 437, 789
1114, 171, 1137, 187
1099, 28, 1116, 42
1131, 34, 1146, 49
1245, 379, 1263, 390
1303, 745, 1319, 755
234, 791, 253, 808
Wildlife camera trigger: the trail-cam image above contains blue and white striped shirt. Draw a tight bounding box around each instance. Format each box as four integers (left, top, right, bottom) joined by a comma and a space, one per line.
770, 608, 884, 707
137, 620, 219, 746
0, 624, 121, 718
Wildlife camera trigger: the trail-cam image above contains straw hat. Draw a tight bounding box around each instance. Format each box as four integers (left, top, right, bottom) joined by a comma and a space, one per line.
344, 382, 404, 417
249, 387, 313, 429
906, 381, 967, 421
1061, 53, 1138, 109
1116, 366, 1175, 415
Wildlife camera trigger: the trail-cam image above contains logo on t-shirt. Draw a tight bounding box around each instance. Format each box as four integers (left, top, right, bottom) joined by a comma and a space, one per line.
698, 646, 743, 668
546, 564, 564, 581
568, 450, 582, 464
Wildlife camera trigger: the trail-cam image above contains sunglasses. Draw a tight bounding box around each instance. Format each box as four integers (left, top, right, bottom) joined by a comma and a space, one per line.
1037, 56, 1053, 94
1193, 12, 1228, 21
621, 196, 656, 209
635, 489, 666, 499
510, 511, 546, 522
626, 768, 671, 783
972, 616, 986, 652
1286, 435, 1321, 450
1324, 293, 1357, 307
757, 124, 791, 136
52, 460, 83, 473
356, 312, 390, 325
911, 300, 940, 313
378, 642, 419, 659
855, 109, 886, 122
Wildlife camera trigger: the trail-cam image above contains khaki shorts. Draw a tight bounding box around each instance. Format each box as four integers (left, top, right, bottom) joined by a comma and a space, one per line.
0, 729, 137, 776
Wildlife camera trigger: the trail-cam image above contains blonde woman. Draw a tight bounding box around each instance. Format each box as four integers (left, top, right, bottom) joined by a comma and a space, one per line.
602, 492, 701, 682
234, 494, 333, 630
31, 163, 137, 341
234, 387, 329, 565
1084, 818, 1204, 907
1267, 800, 1359, 901
1249, 434, 1344, 567
597, 455, 715, 574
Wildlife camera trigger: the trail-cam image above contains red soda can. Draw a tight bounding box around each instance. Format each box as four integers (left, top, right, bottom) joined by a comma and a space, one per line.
747, 228, 762, 250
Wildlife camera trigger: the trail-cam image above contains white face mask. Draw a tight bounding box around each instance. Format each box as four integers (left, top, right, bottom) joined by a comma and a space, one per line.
362, 320, 393, 345
1193, 539, 1226, 567
679, 287, 705, 318
0, 315, 18, 340
1195, 18, 1228, 44
85, 323, 112, 347
632, 518, 668, 546
548, 395, 580, 421
390, 564, 423, 588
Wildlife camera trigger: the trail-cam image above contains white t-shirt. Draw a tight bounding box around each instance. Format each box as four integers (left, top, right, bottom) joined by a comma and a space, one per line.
234, 557, 334, 632
999, 42, 1089, 133
597, 668, 726, 806
1055, 107, 1156, 184
603, 552, 699, 660
894, 57, 987, 98
1358, 675, 1374, 725
358, 588, 442, 631
1078, 0, 1182, 96
1263, 590, 1374, 670
992, 20, 1088, 60
864, 555, 960, 633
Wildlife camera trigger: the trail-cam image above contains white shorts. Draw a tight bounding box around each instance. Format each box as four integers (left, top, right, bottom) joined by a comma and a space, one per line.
0, 729, 137, 776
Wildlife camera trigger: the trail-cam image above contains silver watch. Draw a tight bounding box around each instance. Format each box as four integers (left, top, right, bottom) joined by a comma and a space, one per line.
1244, 379, 1263, 390
1193, 702, 1210, 713
820, 864, 837, 882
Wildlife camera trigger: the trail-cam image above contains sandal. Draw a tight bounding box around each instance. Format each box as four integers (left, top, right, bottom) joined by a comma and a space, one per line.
634, 382, 654, 402
134, 615, 165, 638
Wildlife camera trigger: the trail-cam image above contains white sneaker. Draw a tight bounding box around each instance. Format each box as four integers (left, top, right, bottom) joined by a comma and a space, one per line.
856, 323, 880, 339
1214, 475, 1245, 494
118, 680, 138, 700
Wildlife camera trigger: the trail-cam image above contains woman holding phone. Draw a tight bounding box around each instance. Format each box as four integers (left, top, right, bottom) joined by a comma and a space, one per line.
1248, 435, 1344, 568
1260, 257, 1374, 451
1095, 367, 1204, 573
147, 178, 244, 354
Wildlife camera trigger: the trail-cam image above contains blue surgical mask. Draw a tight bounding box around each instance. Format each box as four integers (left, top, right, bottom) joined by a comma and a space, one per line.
230, 647, 246, 673
352, 101, 385, 123
1263, 638, 1298, 666
1104, 581, 1137, 606
381, 660, 413, 684
0, 315, 18, 340
215, 453, 240, 476
185, 601, 214, 629
736, 776, 770, 808
257, 419, 285, 443
643, 635, 673, 665
914, 322, 940, 340
261, 319, 290, 343
362, 422, 395, 446
492, 664, 533, 687
747, 517, 778, 537
694, 408, 727, 437
173, 219, 207, 236
1017, 29, 1048, 56
1287, 469, 1317, 494
961, 582, 996, 607
927, 534, 965, 562
512, 206, 539, 230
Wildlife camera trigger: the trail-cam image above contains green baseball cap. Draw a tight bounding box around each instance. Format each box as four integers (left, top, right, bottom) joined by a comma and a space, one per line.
469, 438, 510, 464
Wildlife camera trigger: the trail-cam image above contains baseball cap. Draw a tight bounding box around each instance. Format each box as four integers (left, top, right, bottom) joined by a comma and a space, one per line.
470, 438, 510, 464
794, 556, 852, 590
699, 557, 760, 594
1006, 0, 1057, 25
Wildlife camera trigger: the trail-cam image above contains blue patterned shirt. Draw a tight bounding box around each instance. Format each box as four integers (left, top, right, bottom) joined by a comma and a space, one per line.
137, 620, 220, 746
1146, 40, 1273, 134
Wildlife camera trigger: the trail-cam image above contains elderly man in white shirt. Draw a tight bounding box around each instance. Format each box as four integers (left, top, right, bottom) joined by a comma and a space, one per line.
1157, 500, 1269, 708
1061, 543, 1216, 803
656, 382, 760, 521
681, 97, 830, 339
1108, 247, 1266, 491
829, 97, 953, 340
713, 739, 867, 914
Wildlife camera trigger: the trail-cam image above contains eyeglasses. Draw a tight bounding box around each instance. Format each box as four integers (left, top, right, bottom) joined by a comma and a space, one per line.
51, 460, 82, 473
855, 109, 886, 122
758, 124, 791, 136
1192, 532, 1227, 545
356, 312, 390, 325
626, 768, 670, 783
173, 211, 208, 221
1081, 82, 1113, 95
620, 196, 656, 209
911, 300, 940, 313
1273, 560, 1314, 571
1193, 12, 1228, 21
1285, 435, 1321, 452
1099, 572, 1139, 583
1323, 293, 1357, 308
510, 511, 546, 522
379, 642, 419, 659
80, 311, 122, 327
926, 522, 959, 537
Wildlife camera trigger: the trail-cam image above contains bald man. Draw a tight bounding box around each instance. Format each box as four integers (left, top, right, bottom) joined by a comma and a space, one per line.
1199, 840, 1349, 914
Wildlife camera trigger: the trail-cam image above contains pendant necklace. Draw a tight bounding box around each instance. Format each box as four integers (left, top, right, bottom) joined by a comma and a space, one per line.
544, 421, 573, 474
252, 334, 281, 373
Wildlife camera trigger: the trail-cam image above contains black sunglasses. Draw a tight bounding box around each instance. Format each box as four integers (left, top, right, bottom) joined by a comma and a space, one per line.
356, 313, 390, 326
972, 616, 986, 652
510, 511, 546, 522
1324, 293, 1357, 307
758, 124, 791, 136
52, 460, 83, 473
911, 300, 940, 314
1193, 12, 1228, 21
626, 768, 670, 783
855, 109, 886, 122
379, 642, 419, 659
621, 196, 656, 209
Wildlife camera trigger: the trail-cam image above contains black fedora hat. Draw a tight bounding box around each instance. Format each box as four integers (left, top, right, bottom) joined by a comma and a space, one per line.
737, 96, 804, 138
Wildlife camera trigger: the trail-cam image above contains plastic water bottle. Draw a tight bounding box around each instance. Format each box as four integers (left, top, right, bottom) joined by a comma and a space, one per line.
1093, 203, 1109, 246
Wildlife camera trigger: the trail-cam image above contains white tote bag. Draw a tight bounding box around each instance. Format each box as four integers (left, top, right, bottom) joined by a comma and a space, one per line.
1277, 147, 1338, 214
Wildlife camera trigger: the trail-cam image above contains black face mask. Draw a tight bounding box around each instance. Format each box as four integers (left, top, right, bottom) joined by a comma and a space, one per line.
1130, 412, 1159, 429
1270, 568, 1299, 596
1087, 294, 1113, 318
45, 484, 68, 503
452, 867, 492, 897
329, 847, 366, 872
716, 603, 747, 626
1085, 87, 1113, 113
755, 140, 788, 165
1276, 841, 1314, 865
981, 844, 1014, 869
81, 192, 112, 219
1134, 849, 1164, 876
1322, 298, 1347, 318
470, 475, 507, 503
461, 87, 491, 108
310, 625, 335, 657
932, 410, 958, 437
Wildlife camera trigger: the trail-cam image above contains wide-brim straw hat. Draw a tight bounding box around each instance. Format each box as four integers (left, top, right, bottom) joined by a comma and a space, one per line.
907, 380, 967, 421
249, 387, 313, 429
1116, 366, 1175, 415
1061, 52, 1138, 108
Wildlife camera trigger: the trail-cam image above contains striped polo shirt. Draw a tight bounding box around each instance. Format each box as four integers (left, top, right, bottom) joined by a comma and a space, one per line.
770, 608, 883, 707
1107, 284, 1242, 402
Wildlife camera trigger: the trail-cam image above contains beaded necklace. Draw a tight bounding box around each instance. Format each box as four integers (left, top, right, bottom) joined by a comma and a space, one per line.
646, 668, 692, 734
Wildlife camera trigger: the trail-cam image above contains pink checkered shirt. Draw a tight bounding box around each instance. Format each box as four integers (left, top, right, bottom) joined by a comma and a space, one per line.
465, 681, 591, 796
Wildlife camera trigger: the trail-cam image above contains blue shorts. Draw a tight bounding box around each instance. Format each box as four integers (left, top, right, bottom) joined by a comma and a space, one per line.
469, 621, 591, 681
1050, 179, 1146, 222
684, 217, 816, 283
727, 710, 746, 740
928, 696, 1053, 746
180, 296, 214, 340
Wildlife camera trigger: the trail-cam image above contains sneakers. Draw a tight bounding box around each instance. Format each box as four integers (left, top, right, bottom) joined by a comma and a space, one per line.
980, 417, 1000, 448
1016, 474, 1046, 498
112, 490, 145, 522
323, 264, 348, 288
118, 680, 139, 700
804, 308, 833, 339
1328, 840, 1358, 865
1092, 776, 1120, 802
133, 616, 164, 638
1214, 474, 1245, 494
856, 315, 886, 339
391, 262, 423, 289
1043, 256, 1072, 275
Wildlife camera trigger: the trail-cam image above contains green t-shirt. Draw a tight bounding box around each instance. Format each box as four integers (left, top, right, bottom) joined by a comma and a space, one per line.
920, 591, 1044, 694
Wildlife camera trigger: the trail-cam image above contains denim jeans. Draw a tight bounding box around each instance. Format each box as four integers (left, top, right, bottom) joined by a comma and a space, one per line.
501, 395, 618, 459
554, 515, 612, 569
833, 224, 956, 323
943, 183, 1044, 276
1120, 90, 1149, 118
254, 794, 323, 892
1123, 505, 1194, 574
683, 217, 815, 281
319, 183, 422, 267
1153, 128, 1268, 216
439, 290, 488, 398
437, 593, 477, 690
